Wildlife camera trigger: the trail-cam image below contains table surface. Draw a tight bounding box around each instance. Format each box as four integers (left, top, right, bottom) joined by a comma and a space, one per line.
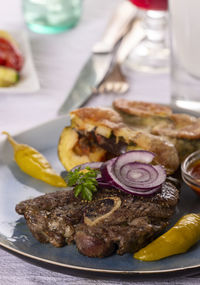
1, 0, 200, 284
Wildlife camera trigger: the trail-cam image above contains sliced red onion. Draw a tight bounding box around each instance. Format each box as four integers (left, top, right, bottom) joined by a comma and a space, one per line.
114, 150, 155, 179
121, 162, 156, 183
99, 151, 166, 196
96, 177, 112, 188
100, 158, 116, 184
119, 163, 165, 189
71, 162, 103, 172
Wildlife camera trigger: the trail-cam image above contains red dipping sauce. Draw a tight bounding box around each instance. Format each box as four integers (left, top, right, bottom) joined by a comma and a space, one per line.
130, 0, 168, 11
186, 161, 200, 196
188, 161, 200, 181
181, 151, 200, 197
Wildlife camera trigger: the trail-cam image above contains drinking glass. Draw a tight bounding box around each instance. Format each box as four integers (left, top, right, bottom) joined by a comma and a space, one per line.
126, 0, 169, 73
170, 0, 200, 111
23, 0, 82, 34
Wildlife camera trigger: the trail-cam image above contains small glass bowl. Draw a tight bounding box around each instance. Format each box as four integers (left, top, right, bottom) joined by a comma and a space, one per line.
181, 150, 200, 196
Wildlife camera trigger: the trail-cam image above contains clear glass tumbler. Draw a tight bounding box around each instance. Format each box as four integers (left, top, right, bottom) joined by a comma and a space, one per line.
23, 0, 82, 34
170, 0, 200, 111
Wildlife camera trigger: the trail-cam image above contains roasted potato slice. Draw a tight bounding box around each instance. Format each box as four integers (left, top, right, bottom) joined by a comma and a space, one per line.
70, 107, 123, 137
58, 127, 106, 171
58, 106, 180, 174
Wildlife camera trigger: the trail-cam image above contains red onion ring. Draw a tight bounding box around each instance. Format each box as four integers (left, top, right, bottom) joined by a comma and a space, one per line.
96, 177, 112, 188
113, 151, 155, 178
100, 151, 166, 196
121, 162, 156, 183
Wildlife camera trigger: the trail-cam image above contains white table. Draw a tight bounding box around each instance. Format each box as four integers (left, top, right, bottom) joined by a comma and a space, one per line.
0, 0, 171, 136
0, 0, 199, 284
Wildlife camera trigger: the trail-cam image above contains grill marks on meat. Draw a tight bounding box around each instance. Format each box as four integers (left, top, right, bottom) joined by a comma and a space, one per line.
16, 182, 179, 257
16, 191, 86, 247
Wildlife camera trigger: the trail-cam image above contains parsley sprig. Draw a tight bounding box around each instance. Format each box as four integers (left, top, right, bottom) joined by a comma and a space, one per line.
66, 167, 100, 201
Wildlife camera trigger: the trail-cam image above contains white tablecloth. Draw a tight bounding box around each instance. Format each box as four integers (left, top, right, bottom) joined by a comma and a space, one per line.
0, 0, 171, 136
0, 0, 199, 284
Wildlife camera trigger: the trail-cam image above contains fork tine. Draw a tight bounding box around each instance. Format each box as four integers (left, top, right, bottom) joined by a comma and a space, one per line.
111, 82, 120, 93
104, 82, 114, 93
119, 83, 129, 93
96, 62, 129, 94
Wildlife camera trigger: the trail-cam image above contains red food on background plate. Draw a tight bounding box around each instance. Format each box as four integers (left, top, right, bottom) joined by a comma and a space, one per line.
0, 31, 24, 71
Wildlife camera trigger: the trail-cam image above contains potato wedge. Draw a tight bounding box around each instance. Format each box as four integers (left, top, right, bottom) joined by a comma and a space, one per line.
58, 127, 106, 171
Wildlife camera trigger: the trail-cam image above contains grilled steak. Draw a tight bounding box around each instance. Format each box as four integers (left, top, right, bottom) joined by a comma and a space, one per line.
16, 181, 179, 258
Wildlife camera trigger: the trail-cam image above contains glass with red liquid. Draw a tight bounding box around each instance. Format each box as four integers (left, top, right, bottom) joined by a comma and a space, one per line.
126, 0, 169, 72
130, 0, 167, 11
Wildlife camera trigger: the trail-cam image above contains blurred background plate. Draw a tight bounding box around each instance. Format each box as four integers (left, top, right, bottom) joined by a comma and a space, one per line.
0, 24, 40, 93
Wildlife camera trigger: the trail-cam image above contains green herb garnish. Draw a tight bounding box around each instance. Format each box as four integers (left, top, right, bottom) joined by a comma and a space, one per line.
66, 167, 100, 201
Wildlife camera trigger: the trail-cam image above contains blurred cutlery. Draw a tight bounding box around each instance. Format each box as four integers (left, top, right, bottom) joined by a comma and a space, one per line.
95, 19, 145, 94
58, 1, 137, 115
93, 0, 137, 54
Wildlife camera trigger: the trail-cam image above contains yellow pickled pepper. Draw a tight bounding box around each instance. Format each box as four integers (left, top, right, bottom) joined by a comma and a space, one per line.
3, 132, 67, 187
134, 213, 200, 261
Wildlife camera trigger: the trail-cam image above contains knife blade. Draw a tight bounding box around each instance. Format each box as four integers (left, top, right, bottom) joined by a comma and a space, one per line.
57, 53, 113, 115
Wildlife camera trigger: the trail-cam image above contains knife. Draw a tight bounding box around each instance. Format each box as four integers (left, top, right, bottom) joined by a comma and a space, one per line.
58, 53, 113, 115
57, 1, 137, 115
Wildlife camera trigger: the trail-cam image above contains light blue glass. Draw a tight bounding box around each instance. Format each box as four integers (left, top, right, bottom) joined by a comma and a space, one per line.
23, 0, 82, 34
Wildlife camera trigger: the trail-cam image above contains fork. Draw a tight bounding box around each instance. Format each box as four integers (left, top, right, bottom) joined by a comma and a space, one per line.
95, 19, 145, 94
96, 63, 129, 94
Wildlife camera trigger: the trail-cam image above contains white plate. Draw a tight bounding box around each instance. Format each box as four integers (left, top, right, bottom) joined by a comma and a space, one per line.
0, 26, 40, 93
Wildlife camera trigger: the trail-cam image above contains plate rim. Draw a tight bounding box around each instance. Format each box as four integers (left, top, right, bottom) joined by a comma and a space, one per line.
1, 240, 200, 274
